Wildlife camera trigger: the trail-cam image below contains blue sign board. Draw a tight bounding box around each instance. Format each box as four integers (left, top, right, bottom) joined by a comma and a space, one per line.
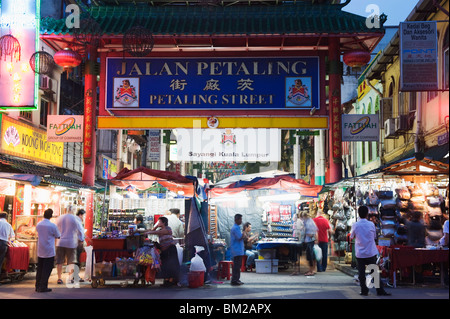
106, 57, 320, 110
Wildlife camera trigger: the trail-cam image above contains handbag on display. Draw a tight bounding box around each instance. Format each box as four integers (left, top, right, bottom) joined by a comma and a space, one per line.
379, 198, 397, 210
408, 185, 424, 197
427, 205, 442, 217
380, 208, 396, 218
367, 190, 380, 206
395, 187, 411, 200
408, 200, 426, 212
378, 187, 394, 199
426, 228, 443, 242
396, 198, 409, 210
427, 196, 441, 207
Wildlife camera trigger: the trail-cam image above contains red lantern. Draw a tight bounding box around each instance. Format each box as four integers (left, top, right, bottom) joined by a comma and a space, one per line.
343, 50, 371, 68
54, 48, 82, 73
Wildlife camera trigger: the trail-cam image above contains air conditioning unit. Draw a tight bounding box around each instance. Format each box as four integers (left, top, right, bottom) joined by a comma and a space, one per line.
39, 75, 52, 91
384, 118, 396, 139
395, 115, 410, 133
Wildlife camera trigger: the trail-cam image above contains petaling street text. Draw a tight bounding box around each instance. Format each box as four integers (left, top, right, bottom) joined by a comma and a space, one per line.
149, 94, 275, 105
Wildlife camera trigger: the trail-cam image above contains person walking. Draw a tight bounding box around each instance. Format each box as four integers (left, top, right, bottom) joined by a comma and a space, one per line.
0, 212, 15, 286
313, 205, 333, 272
35, 209, 60, 292
75, 209, 86, 282
55, 211, 85, 285
302, 211, 318, 276
230, 214, 245, 285
351, 206, 391, 296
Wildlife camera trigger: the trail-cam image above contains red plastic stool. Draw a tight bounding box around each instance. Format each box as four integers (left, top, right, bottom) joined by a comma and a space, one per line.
218, 261, 233, 280
241, 255, 253, 272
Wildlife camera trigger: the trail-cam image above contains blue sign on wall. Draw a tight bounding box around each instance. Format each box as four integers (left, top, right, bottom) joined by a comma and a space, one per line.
106, 57, 320, 110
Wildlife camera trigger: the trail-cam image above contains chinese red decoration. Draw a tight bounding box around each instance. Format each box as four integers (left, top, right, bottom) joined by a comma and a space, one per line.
343, 50, 371, 68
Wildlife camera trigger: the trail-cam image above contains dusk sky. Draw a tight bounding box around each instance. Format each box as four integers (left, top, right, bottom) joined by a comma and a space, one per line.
343, 0, 420, 26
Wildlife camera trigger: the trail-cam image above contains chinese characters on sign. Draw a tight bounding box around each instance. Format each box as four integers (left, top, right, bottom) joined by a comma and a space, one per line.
107, 57, 320, 110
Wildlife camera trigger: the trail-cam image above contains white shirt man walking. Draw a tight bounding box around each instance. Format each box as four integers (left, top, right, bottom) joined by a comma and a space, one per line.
55, 211, 85, 284
35, 209, 60, 292
351, 206, 391, 297
0, 212, 15, 286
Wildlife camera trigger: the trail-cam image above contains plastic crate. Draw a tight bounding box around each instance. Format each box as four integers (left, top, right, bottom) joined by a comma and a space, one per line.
255, 259, 279, 273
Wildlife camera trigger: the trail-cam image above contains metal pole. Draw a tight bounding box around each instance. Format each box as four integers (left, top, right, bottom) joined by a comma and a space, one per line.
100, 180, 108, 231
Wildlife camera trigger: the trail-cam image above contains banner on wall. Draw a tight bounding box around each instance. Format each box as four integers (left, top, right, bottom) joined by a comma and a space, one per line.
400, 21, 438, 91
47, 115, 84, 142
341, 114, 380, 142
106, 57, 320, 111
175, 128, 281, 162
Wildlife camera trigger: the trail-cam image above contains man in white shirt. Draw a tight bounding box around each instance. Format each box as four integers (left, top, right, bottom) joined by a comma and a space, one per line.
166, 208, 185, 238
55, 212, 85, 284
0, 212, 15, 285
351, 206, 390, 296
35, 209, 60, 292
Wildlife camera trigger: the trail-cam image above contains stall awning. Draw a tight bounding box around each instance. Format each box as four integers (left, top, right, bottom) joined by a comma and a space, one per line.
0, 154, 96, 190
0, 172, 41, 186
209, 175, 323, 198
110, 167, 196, 197
382, 157, 449, 176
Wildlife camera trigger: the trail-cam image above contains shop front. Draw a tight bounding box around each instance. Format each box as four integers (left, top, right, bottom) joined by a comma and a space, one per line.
0, 114, 96, 269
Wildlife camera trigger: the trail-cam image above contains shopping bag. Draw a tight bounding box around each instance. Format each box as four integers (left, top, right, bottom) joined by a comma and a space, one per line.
84, 246, 95, 281
190, 246, 206, 272
313, 244, 322, 262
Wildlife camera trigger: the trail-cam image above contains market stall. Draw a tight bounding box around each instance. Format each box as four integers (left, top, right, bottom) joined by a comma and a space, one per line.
323, 157, 449, 285
208, 174, 323, 272
90, 167, 211, 287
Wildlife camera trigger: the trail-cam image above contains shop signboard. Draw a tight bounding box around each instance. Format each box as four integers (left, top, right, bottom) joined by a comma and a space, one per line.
102, 155, 118, 179
175, 128, 281, 162
105, 57, 320, 111
341, 114, 379, 142
0, 114, 64, 167
47, 115, 84, 142
0, 0, 39, 110
400, 21, 438, 91
147, 130, 160, 162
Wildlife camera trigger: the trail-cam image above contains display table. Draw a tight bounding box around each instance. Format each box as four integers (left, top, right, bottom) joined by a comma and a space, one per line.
5, 246, 30, 271
256, 240, 303, 266
92, 238, 133, 262
387, 247, 449, 288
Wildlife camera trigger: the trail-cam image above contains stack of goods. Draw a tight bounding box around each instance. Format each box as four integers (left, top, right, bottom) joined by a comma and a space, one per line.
396, 183, 444, 246
378, 188, 397, 245
422, 184, 444, 246
114, 258, 139, 277
7, 240, 28, 247
330, 203, 349, 253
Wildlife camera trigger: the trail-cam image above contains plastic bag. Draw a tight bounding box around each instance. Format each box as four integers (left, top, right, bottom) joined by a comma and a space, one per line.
84, 246, 94, 281
313, 244, 322, 262
136, 246, 153, 266
190, 246, 206, 272
176, 243, 183, 266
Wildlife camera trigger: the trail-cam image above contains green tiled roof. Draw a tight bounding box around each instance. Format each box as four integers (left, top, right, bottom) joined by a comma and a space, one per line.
41, 2, 380, 36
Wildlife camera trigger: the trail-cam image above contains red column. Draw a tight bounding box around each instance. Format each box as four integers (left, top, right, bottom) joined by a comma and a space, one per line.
82, 46, 97, 240
327, 37, 342, 184
82, 46, 97, 186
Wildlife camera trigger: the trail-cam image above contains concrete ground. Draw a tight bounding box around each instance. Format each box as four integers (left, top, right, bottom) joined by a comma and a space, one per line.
1, 258, 448, 301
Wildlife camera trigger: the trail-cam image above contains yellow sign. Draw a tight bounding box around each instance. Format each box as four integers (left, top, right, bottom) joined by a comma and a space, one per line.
0, 115, 64, 167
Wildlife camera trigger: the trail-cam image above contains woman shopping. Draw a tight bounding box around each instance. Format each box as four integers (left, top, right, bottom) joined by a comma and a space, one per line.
143, 217, 180, 287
